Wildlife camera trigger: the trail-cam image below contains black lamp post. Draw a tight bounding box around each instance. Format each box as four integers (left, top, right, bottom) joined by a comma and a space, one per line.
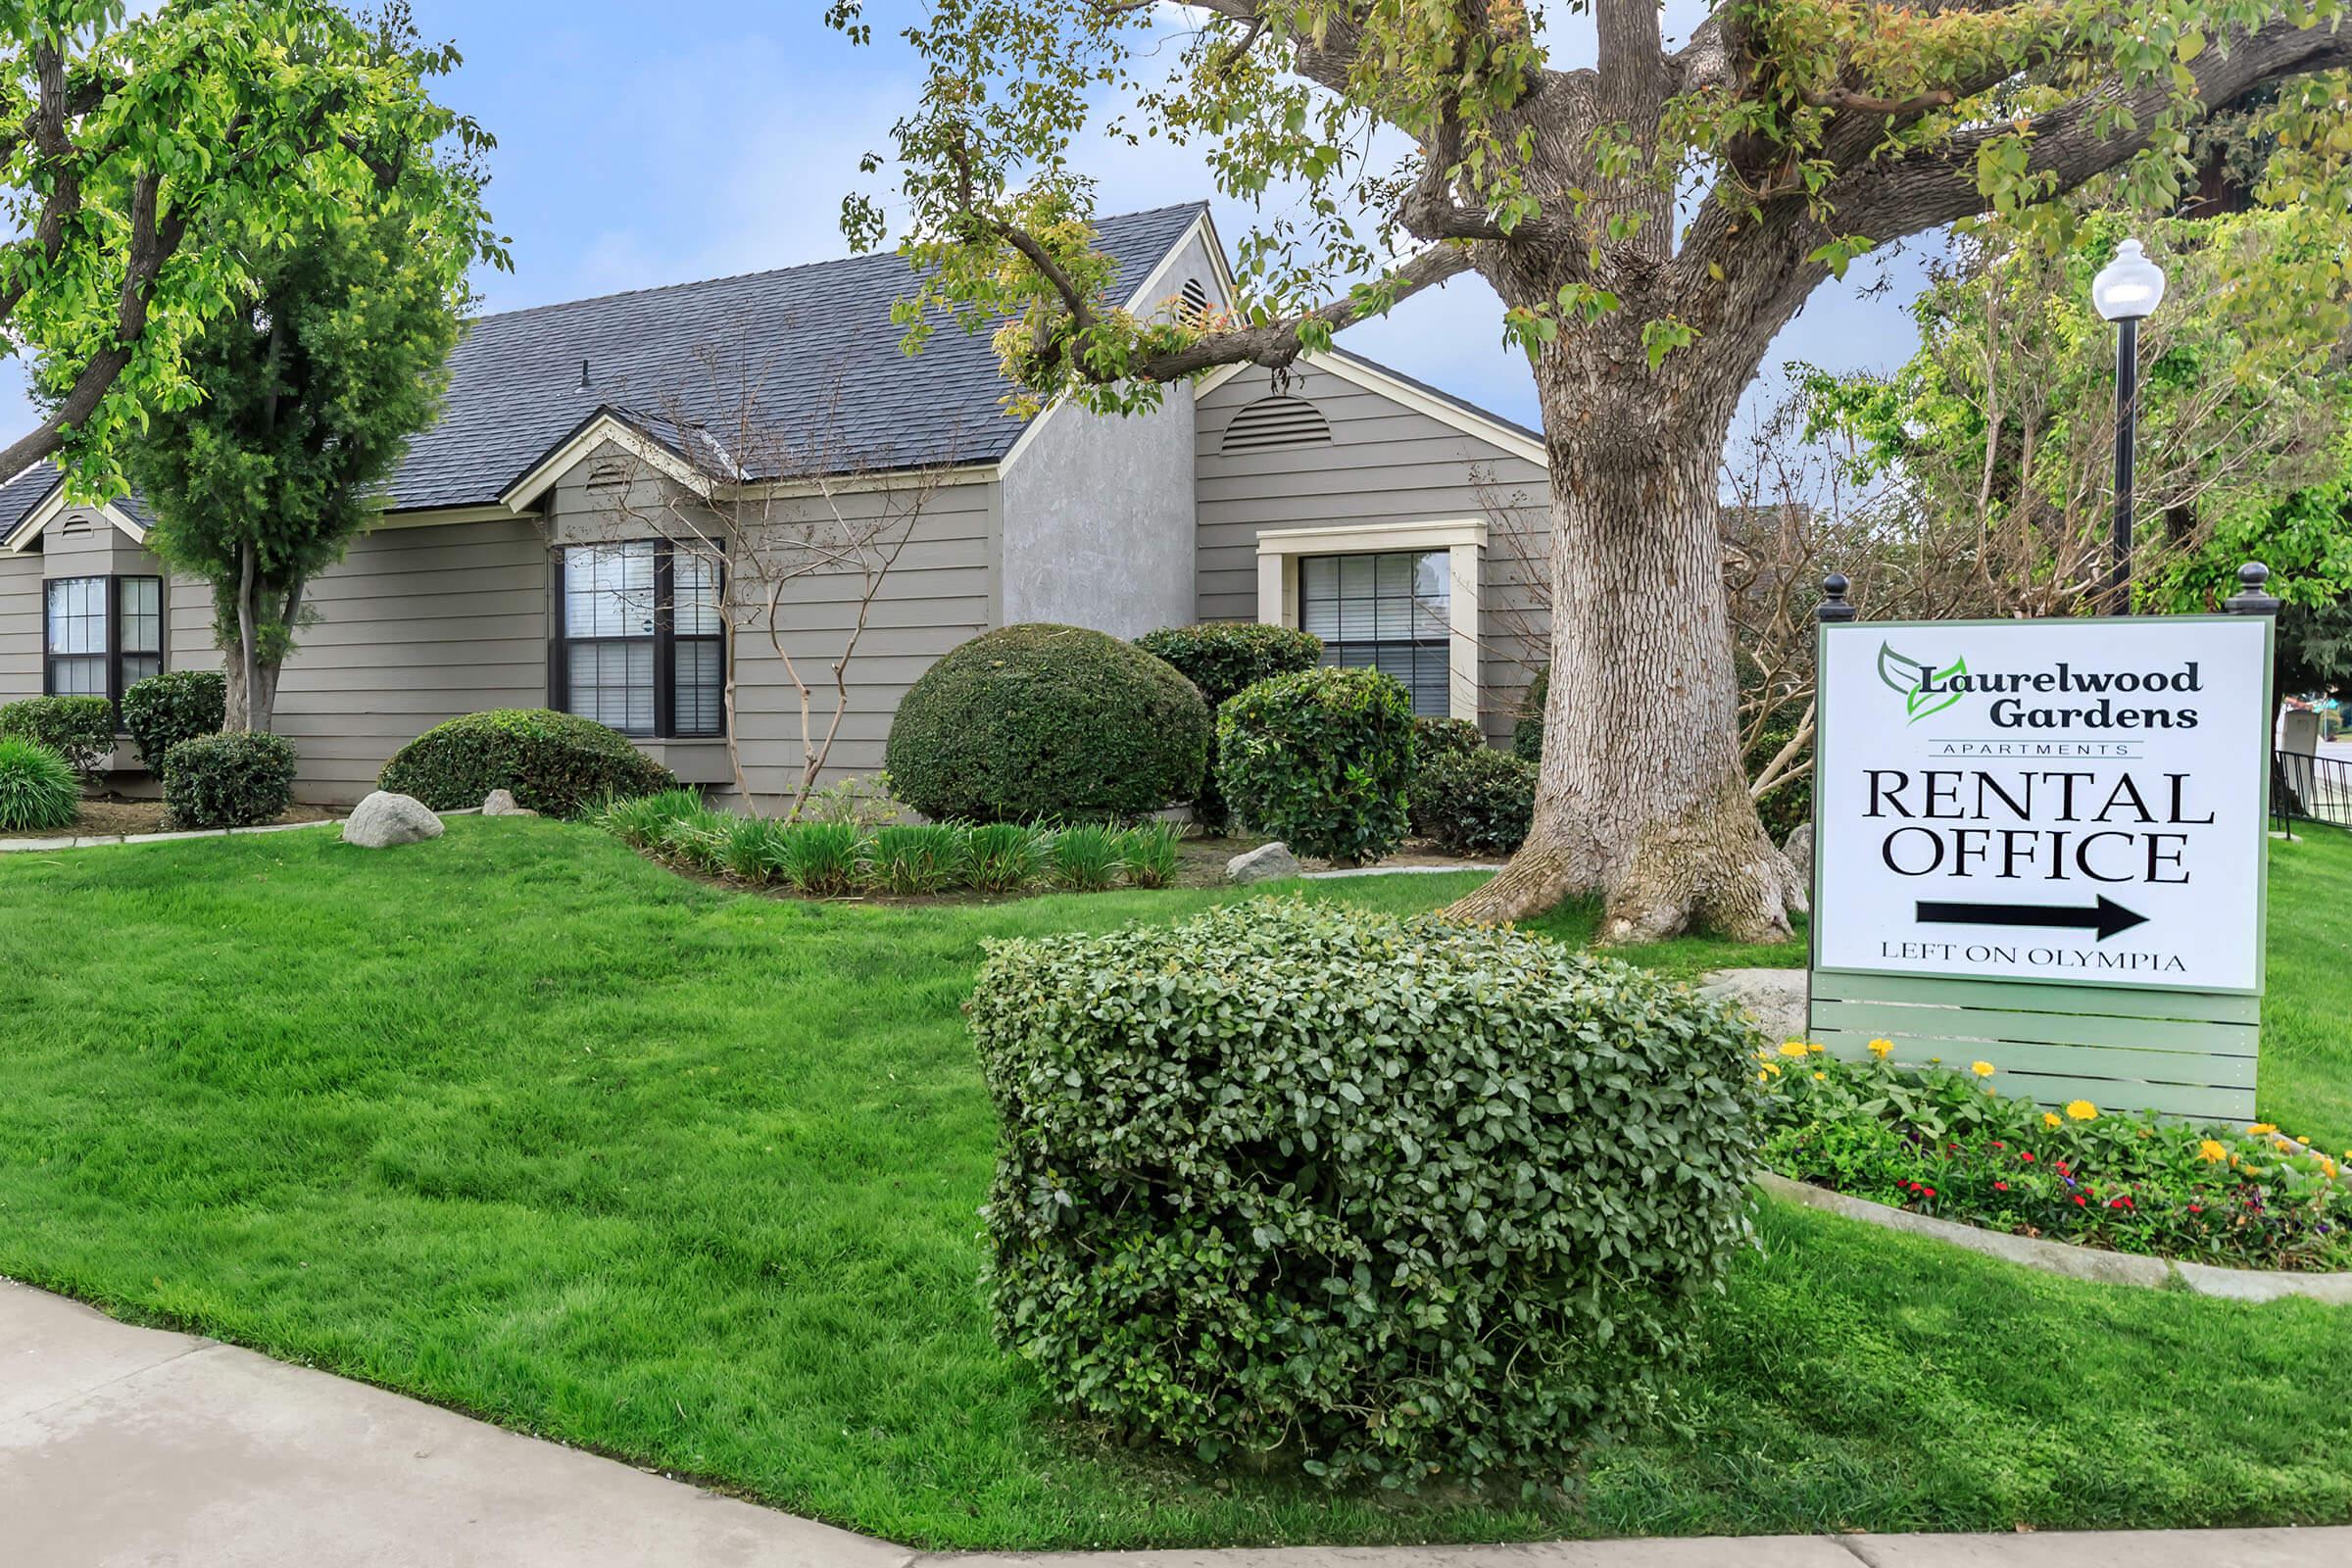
2091, 237, 2167, 614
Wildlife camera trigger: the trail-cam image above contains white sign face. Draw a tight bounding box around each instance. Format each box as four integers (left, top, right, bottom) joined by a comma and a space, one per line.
1815, 616, 2270, 993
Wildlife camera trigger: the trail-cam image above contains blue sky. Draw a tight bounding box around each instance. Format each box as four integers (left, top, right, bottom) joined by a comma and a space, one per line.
3, 1, 1941, 446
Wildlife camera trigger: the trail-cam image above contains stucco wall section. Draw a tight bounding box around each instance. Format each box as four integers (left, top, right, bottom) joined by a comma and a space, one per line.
997, 393, 1196, 639
1194, 359, 1551, 742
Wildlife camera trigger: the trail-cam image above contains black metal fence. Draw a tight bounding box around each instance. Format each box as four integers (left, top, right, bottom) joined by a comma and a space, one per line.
2275, 749, 2352, 833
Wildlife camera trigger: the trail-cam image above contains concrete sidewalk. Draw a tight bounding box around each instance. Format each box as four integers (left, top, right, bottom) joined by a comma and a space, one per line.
6, 1278, 2346, 1567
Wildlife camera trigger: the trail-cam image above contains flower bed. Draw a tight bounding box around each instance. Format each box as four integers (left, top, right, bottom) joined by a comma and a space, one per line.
1756, 1042, 2352, 1272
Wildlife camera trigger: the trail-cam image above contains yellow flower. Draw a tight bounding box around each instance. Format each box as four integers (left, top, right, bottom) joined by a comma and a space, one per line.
2248, 1123, 2277, 1136
1778, 1041, 1812, 1059
2065, 1100, 2099, 1122
1868, 1038, 1893, 1058
1813, 1070, 1827, 1081
2043, 1112, 2063, 1129
2198, 1139, 2228, 1163
1971, 1060, 1995, 1078
1759, 1061, 1782, 1079
1808, 1042, 1827, 1054
2297, 1136, 2311, 1146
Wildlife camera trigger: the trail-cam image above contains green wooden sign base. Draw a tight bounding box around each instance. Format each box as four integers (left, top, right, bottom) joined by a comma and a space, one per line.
1808, 968, 2259, 1123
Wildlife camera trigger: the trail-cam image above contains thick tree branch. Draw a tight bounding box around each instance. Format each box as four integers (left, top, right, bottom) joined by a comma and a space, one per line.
1836, 17, 2352, 242
1131, 242, 1476, 380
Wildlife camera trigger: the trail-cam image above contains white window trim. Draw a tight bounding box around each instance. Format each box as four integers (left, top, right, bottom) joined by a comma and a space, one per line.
1254, 519, 1485, 723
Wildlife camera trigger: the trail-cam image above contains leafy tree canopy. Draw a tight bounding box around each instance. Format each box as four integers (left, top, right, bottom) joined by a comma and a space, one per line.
827, 1, 2352, 415
0, 0, 507, 494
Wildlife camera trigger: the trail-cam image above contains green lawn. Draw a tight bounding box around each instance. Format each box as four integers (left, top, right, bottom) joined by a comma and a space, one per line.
0, 818, 2348, 1548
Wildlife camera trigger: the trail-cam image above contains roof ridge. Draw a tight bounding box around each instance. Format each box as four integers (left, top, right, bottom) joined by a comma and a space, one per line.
466, 200, 1211, 330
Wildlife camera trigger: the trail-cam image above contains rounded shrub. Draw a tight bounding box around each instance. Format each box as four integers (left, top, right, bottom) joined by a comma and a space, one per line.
121, 669, 227, 769
1216, 664, 1414, 864
1412, 714, 1485, 760
378, 709, 676, 818
970, 899, 1763, 1488
1134, 623, 1322, 834
0, 737, 79, 831
886, 624, 1209, 824
1409, 745, 1537, 857
0, 694, 115, 776
163, 731, 297, 829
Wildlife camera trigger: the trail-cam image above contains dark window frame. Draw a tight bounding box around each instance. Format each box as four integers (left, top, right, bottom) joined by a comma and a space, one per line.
44, 572, 164, 721
551, 539, 726, 740
1298, 549, 1452, 718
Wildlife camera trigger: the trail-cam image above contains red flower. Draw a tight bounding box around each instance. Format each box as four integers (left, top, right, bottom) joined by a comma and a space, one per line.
2074, 1194, 2087, 1205
2189, 1204, 2204, 1214
1992, 1141, 2007, 1150
2020, 1152, 2035, 1163
1994, 1181, 2009, 1192
1923, 1187, 1936, 1198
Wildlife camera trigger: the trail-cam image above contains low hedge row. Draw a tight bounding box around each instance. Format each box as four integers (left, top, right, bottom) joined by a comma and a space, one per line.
1759, 1045, 2352, 1272
0, 695, 114, 776
597, 789, 1185, 898
163, 731, 297, 829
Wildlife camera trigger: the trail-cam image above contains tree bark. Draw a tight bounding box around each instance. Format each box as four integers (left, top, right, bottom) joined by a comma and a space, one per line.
1447, 337, 1805, 942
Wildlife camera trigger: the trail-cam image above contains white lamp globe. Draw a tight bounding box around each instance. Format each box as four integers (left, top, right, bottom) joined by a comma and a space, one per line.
2093, 238, 2167, 321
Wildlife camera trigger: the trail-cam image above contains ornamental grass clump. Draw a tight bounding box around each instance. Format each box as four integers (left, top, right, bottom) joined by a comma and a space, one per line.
1045, 823, 1125, 891
969, 899, 1763, 1489
873, 823, 967, 894
965, 822, 1041, 894
0, 737, 79, 832
1114, 820, 1182, 889
593, 788, 703, 850
768, 820, 867, 897
1758, 1048, 2352, 1271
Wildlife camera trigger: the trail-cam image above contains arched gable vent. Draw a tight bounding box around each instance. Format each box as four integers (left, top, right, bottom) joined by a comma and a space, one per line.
58, 514, 94, 536
1178, 277, 1211, 323
1220, 394, 1332, 455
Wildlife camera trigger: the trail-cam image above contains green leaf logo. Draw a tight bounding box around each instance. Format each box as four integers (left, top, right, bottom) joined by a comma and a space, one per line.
1878, 643, 1968, 723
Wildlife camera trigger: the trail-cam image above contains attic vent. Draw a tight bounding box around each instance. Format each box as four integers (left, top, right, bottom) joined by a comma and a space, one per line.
1178, 277, 1211, 323
1220, 395, 1332, 455
58, 514, 93, 536
586, 459, 632, 492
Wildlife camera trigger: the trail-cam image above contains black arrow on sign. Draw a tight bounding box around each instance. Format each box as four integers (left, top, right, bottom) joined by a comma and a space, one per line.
1916, 895, 2149, 942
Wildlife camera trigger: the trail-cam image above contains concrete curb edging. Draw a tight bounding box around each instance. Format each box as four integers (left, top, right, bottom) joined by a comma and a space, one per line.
0, 816, 343, 853
1759, 1171, 2352, 1302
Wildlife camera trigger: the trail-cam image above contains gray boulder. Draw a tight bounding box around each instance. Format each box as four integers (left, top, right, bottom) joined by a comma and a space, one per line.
1699, 966, 1809, 1045
343, 791, 445, 850
1226, 841, 1301, 885
481, 789, 537, 817
1783, 821, 1813, 883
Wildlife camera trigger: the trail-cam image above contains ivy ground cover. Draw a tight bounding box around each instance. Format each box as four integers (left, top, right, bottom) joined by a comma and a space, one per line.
0, 819, 2349, 1547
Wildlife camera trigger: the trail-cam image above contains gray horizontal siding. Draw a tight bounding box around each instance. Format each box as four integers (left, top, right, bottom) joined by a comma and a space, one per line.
1196, 362, 1551, 742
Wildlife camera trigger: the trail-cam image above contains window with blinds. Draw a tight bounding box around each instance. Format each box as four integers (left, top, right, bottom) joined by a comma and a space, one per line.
45, 573, 162, 708
1298, 551, 1451, 717
557, 540, 724, 739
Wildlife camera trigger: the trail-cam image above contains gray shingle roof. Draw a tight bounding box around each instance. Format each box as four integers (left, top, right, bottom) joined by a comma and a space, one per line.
391, 201, 1209, 512
0, 465, 60, 537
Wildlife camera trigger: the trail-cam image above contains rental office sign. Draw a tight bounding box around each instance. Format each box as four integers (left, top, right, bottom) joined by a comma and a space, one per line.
1809, 613, 2274, 1117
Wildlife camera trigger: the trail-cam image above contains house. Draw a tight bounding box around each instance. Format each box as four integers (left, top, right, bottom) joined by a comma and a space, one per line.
0, 203, 1551, 806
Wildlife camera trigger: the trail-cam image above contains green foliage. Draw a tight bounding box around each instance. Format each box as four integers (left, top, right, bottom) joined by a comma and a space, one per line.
593, 788, 706, 851
1408, 746, 1535, 858
969, 899, 1762, 1488
1134, 624, 1325, 707
873, 823, 969, 894
1759, 1049, 2352, 1272
379, 710, 676, 818
9, 1, 507, 504
1045, 822, 1125, 891
764, 821, 866, 898
886, 624, 1209, 825
1511, 668, 1547, 762
120, 669, 226, 769
1115, 820, 1182, 889
965, 821, 1042, 895
1135, 623, 1323, 833
1217, 665, 1414, 865
0, 736, 78, 831
115, 6, 488, 716
1411, 715, 1484, 760
161, 730, 295, 829
0, 695, 114, 777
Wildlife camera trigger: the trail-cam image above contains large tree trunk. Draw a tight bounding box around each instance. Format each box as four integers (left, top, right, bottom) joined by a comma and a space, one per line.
221, 657, 283, 736
1448, 342, 1805, 942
